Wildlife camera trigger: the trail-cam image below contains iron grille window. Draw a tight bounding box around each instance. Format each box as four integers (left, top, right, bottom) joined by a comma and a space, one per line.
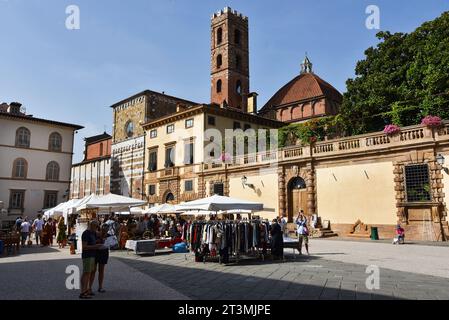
213, 183, 224, 196
404, 164, 431, 202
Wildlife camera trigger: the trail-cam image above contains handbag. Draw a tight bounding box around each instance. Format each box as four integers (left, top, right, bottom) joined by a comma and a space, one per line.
104, 235, 118, 249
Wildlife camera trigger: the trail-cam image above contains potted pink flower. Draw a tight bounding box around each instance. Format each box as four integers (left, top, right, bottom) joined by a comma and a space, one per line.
220, 152, 232, 162
421, 115, 442, 128
383, 124, 401, 136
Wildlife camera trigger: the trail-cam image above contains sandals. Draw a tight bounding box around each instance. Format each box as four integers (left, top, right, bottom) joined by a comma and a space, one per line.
79, 291, 92, 299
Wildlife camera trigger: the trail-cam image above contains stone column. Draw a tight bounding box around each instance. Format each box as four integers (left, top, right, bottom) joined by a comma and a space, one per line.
278, 166, 286, 219
393, 162, 406, 223
306, 168, 316, 215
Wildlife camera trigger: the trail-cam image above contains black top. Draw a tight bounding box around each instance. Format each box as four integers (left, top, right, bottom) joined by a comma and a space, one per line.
81, 230, 97, 259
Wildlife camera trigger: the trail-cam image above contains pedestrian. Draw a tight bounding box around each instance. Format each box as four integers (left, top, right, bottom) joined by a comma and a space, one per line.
20, 218, 31, 247
15, 216, 23, 232
270, 218, 284, 260
51, 218, 57, 246
80, 220, 102, 299
42, 218, 54, 247
279, 215, 287, 237
32, 214, 44, 245
90, 222, 109, 294
57, 216, 67, 249
295, 210, 309, 255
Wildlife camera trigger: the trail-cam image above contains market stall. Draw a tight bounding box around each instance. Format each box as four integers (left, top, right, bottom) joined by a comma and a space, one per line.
176, 195, 269, 263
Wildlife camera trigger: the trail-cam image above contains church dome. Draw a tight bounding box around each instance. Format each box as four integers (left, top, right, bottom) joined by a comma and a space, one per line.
260, 72, 342, 112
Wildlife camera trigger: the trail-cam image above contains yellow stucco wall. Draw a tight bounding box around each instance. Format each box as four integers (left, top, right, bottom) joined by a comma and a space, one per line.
316, 162, 397, 225
228, 170, 279, 220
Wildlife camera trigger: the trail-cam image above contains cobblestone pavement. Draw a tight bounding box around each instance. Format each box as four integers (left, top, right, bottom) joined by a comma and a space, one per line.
1, 239, 448, 300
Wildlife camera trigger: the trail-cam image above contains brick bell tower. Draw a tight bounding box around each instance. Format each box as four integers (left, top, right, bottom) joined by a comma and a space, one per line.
210, 7, 249, 112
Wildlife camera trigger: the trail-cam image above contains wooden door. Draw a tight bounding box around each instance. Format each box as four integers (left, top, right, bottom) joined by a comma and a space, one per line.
299, 190, 308, 216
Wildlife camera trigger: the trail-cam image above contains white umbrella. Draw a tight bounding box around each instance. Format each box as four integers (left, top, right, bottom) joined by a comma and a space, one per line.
82, 193, 146, 212
176, 194, 263, 212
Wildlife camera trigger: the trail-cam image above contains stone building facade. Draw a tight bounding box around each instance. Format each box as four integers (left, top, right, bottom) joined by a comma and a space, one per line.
91, 7, 449, 242
70, 133, 112, 199
141, 119, 449, 241
110, 90, 196, 200
0, 102, 82, 227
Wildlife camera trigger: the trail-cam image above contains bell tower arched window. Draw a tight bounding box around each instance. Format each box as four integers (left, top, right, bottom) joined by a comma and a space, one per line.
216, 54, 222, 68
235, 29, 241, 45
236, 80, 242, 95
217, 27, 223, 45
216, 80, 222, 93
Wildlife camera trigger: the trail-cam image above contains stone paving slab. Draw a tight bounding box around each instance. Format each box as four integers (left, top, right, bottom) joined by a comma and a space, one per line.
114, 248, 449, 300
1, 241, 449, 300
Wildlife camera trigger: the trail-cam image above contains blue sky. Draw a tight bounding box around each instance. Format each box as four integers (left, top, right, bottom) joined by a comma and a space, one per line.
1, 0, 448, 162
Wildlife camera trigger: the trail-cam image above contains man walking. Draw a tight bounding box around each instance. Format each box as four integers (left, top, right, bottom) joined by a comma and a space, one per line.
32, 214, 44, 246
20, 218, 31, 247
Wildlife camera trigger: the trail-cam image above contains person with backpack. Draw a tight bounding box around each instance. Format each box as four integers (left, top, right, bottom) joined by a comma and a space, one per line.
296, 210, 309, 255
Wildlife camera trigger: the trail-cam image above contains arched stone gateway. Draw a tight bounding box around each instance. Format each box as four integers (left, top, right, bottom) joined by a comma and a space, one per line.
287, 176, 307, 223
163, 190, 175, 204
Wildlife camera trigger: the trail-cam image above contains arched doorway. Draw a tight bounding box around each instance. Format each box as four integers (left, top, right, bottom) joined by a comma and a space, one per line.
165, 192, 175, 204
287, 177, 307, 222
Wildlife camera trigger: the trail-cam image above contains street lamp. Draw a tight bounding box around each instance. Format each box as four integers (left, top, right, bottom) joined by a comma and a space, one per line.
241, 176, 255, 189
436, 154, 449, 174
436, 154, 445, 166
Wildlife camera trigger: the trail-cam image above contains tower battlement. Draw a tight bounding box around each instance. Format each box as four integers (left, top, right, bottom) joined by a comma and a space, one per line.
211, 7, 248, 20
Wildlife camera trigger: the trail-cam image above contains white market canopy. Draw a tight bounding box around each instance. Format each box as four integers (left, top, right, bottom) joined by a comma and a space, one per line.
143, 203, 181, 215
176, 195, 263, 212
98, 207, 144, 216
76, 193, 146, 212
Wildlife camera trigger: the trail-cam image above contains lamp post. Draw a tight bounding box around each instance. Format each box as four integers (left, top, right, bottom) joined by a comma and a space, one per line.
436, 154, 445, 166
436, 154, 448, 174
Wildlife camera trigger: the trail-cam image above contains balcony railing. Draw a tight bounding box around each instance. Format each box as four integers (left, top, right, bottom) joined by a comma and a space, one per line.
145, 123, 449, 175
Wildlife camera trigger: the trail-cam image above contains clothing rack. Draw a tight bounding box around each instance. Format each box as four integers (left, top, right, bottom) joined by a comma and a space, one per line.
183, 219, 272, 264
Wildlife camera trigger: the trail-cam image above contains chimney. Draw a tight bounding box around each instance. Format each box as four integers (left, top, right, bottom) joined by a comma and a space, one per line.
247, 93, 258, 114
8, 102, 23, 115
176, 103, 188, 113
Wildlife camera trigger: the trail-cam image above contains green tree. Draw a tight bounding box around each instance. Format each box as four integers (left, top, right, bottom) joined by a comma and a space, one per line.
340, 11, 449, 135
